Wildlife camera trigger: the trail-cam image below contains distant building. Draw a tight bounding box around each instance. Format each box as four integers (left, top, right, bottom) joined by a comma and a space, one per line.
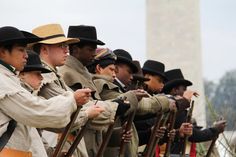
146, 0, 206, 126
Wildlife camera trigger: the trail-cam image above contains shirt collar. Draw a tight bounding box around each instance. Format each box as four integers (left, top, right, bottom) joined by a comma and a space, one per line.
0, 59, 16, 74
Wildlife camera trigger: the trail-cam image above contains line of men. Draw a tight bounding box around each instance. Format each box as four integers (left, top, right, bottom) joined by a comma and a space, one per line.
0, 23, 226, 157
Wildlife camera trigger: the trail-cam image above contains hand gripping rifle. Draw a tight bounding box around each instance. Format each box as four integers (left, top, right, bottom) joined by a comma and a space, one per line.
118, 80, 146, 157
180, 100, 195, 157
118, 103, 138, 157
143, 112, 168, 157
163, 109, 177, 157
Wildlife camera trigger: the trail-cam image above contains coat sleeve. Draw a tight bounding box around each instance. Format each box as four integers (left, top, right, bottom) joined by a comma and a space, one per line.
136, 95, 170, 115
188, 127, 219, 142
0, 91, 77, 128
80, 100, 118, 130
99, 87, 139, 116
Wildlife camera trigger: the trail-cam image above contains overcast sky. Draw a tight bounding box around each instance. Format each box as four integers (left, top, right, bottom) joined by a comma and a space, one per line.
1, 0, 236, 82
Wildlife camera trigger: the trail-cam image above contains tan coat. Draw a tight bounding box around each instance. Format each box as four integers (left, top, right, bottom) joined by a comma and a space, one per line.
0, 64, 77, 157
38, 61, 89, 157
59, 55, 118, 157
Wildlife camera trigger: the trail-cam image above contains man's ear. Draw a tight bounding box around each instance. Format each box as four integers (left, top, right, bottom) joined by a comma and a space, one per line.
40, 45, 49, 56
96, 64, 101, 73
0, 47, 8, 59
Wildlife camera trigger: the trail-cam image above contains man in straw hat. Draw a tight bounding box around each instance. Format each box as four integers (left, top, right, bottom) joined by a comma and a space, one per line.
32, 24, 105, 157
0, 26, 90, 157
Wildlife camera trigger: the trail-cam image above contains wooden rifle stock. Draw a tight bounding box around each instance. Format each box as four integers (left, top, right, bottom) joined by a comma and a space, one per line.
118, 109, 136, 157
143, 112, 170, 157
143, 113, 162, 157
64, 100, 98, 157
205, 136, 218, 157
64, 120, 90, 157
163, 110, 177, 157
52, 107, 81, 157
97, 97, 127, 157
150, 113, 170, 157
180, 100, 195, 157
96, 117, 119, 157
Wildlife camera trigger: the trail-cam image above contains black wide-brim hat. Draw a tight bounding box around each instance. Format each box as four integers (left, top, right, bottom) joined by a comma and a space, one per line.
0, 26, 42, 45
132, 60, 149, 82
113, 49, 138, 73
22, 51, 51, 73
142, 60, 167, 81
68, 25, 105, 45
162, 69, 192, 93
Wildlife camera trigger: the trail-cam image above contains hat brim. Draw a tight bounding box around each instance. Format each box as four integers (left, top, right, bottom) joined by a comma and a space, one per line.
79, 38, 105, 45
162, 79, 193, 93
0, 37, 43, 46
116, 57, 138, 73
22, 65, 51, 73
39, 36, 79, 45
133, 75, 150, 82
142, 68, 167, 81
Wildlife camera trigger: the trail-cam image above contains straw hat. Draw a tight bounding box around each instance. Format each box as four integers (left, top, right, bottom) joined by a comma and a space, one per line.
32, 24, 79, 45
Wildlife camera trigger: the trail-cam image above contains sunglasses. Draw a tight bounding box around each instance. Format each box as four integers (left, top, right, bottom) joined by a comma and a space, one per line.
58, 43, 69, 49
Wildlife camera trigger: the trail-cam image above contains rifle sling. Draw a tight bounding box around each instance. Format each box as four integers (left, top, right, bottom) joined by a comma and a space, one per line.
0, 120, 17, 151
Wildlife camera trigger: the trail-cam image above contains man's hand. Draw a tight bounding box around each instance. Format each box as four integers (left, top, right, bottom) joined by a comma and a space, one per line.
179, 123, 193, 137
183, 90, 199, 101
85, 105, 105, 119
121, 123, 133, 143
168, 98, 177, 111
74, 88, 92, 106
168, 129, 176, 141
213, 119, 227, 134
132, 89, 149, 101
153, 126, 166, 139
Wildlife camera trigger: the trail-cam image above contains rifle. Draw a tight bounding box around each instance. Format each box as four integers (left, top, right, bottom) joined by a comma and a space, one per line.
64, 100, 98, 157
96, 117, 119, 157
118, 80, 146, 157
163, 109, 177, 157
52, 106, 82, 157
150, 112, 170, 157
205, 136, 218, 157
118, 110, 136, 157
143, 112, 164, 157
96, 97, 127, 157
180, 100, 194, 157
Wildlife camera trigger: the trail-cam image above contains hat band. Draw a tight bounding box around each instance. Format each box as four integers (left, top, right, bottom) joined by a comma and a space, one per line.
44, 34, 65, 40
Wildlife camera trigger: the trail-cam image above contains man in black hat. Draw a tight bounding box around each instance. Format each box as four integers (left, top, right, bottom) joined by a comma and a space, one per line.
0, 26, 91, 157
131, 59, 175, 154
60, 25, 138, 157
142, 60, 167, 95
161, 69, 226, 156
113, 50, 172, 157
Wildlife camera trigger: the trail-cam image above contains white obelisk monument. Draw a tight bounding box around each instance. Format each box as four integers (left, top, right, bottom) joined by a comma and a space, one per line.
146, 0, 206, 126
